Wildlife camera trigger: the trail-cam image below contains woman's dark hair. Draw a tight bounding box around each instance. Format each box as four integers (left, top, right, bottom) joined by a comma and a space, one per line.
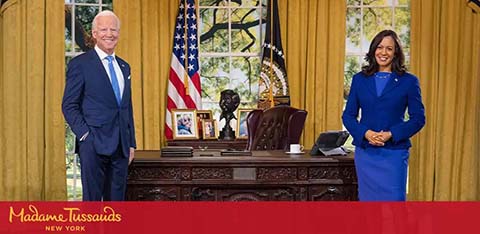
362, 30, 406, 76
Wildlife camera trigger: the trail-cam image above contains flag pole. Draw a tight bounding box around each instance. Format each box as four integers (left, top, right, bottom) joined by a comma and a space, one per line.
195, 0, 200, 97
268, 0, 274, 108
184, 0, 190, 95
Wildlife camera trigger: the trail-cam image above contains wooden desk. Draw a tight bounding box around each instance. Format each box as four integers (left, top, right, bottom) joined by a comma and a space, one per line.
126, 150, 358, 201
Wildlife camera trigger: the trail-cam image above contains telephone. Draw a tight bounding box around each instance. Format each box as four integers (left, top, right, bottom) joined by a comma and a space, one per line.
310, 130, 350, 156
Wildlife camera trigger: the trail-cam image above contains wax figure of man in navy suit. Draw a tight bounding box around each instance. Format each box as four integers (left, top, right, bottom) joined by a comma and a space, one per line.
62, 10, 136, 201
342, 30, 425, 201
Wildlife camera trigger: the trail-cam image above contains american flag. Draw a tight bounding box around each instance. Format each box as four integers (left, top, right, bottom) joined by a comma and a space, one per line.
165, 0, 202, 139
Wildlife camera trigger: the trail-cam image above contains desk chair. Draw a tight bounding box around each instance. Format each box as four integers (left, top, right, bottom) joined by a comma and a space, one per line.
246, 106, 307, 151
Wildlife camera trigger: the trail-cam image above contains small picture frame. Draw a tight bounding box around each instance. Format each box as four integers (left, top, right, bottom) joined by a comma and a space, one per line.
196, 110, 213, 120
196, 110, 213, 136
202, 119, 218, 139
236, 108, 255, 139
172, 109, 199, 139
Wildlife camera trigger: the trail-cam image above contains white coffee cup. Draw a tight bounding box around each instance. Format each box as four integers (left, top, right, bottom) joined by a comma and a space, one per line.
289, 144, 304, 153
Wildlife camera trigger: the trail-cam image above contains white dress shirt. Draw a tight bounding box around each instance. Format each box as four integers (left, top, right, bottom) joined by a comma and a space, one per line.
94, 45, 125, 97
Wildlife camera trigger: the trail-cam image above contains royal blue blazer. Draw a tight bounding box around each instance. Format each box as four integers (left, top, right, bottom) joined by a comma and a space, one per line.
342, 71, 425, 149
62, 49, 136, 157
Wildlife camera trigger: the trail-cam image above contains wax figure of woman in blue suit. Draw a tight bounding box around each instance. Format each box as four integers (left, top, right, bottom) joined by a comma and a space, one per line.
342, 30, 425, 201
62, 10, 136, 201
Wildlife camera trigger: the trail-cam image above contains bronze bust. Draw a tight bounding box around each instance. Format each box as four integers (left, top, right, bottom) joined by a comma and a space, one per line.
219, 89, 240, 140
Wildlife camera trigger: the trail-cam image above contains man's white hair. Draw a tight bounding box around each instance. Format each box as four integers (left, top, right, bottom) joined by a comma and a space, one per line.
92, 10, 120, 30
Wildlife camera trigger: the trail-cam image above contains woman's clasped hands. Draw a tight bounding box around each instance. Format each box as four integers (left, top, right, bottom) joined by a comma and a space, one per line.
365, 130, 392, 146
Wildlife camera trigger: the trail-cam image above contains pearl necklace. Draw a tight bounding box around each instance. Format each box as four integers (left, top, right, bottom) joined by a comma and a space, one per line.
375, 72, 391, 79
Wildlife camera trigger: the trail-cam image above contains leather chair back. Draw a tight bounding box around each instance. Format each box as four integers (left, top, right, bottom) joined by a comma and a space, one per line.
246, 106, 307, 151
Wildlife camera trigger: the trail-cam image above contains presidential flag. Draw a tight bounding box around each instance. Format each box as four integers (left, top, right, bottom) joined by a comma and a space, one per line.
258, 0, 289, 109
165, 0, 202, 139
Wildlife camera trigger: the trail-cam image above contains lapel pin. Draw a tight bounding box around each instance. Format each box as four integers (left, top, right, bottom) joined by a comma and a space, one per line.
128, 75, 131, 80
121, 64, 125, 67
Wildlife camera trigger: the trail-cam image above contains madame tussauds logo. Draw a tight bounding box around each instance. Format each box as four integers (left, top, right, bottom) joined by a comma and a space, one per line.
9, 205, 122, 223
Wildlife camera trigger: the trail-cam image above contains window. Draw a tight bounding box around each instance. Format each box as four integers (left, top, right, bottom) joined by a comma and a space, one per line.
64, 0, 113, 201
198, 0, 267, 128
343, 0, 411, 150
344, 0, 411, 99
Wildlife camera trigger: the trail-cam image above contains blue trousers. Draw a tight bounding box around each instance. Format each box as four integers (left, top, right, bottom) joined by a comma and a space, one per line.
78, 135, 129, 201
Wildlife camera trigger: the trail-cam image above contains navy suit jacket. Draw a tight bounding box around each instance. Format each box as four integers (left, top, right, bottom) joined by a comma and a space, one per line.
342, 72, 425, 149
62, 49, 136, 157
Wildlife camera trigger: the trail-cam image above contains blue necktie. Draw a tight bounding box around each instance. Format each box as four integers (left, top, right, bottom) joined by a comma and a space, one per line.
106, 55, 121, 106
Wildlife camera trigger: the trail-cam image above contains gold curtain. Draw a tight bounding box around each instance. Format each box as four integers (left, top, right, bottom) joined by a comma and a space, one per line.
409, 0, 480, 200
279, 0, 346, 148
115, 0, 346, 150
0, 0, 66, 200
115, 0, 179, 149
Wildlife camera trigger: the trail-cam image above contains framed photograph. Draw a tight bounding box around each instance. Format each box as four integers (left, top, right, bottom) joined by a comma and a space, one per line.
196, 110, 213, 135
236, 108, 255, 139
172, 109, 199, 139
202, 119, 218, 139
196, 110, 213, 120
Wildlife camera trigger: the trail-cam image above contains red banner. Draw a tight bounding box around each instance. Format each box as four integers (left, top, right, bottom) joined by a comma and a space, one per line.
0, 202, 479, 234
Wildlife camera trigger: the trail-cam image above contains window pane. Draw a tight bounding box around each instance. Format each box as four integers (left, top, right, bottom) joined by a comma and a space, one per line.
231, 56, 260, 105
199, 0, 265, 112
397, 0, 409, 6
66, 152, 81, 200
75, 6, 98, 32
344, 55, 362, 99
346, 0, 361, 6
74, 0, 99, 3
101, 4, 113, 11
346, 8, 361, 54
366, 0, 394, 6
200, 57, 230, 102
65, 29, 73, 53
261, 1, 268, 18
65, 124, 75, 153
200, 9, 229, 53
65, 57, 73, 72
395, 7, 411, 54
202, 102, 222, 121
231, 8, 262, 53
404, 55, 410, 70
230, 0, 263, 7
74, 6, 98, 52
363, 7, 393, 42
200, 0, 228, 7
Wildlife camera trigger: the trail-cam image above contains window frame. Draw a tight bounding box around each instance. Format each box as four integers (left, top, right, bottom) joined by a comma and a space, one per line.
64, 0, 112, 201
198, 0, 267, 123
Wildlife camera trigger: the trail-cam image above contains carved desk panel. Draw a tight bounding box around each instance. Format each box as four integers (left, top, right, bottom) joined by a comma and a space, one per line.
126, 150, 358, 201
